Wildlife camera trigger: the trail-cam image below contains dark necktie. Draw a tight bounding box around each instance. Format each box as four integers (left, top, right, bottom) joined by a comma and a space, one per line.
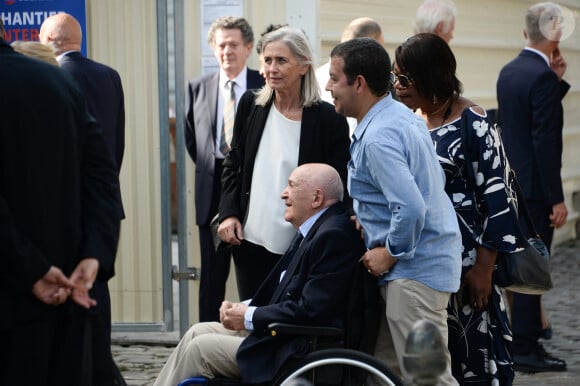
220, 80, 236, 155
280, 231, 304, 271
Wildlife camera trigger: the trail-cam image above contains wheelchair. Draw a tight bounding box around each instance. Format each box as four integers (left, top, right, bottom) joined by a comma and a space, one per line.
177, 264, 404, 386
177, 322, 403, 385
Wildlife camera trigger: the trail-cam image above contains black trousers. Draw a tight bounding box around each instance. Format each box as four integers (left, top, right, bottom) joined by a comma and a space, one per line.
198, 225, 232, 321
198, 158, 232, 322
0, 292, 122, 386
232, 240, 282, 300
511, 200, 553, 354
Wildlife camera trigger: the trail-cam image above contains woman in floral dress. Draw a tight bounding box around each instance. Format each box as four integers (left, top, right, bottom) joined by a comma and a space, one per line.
393, 33, 521, 385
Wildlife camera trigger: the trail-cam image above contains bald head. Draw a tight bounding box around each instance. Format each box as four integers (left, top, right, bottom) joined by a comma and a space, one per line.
341, 17, 384, 45
281, 163, 344, 228
39, 13, 82, 55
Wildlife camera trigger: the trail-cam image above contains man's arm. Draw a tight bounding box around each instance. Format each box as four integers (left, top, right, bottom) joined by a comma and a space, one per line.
0, 196, 52, 292
366, 140, 426, 259
79, 107, 122, 281
184, 80, 198, 162
530, 70, 565, 207
250, 226, 360, 331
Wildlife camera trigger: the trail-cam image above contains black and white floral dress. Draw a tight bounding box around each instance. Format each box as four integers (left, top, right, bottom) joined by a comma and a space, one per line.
430, 107, 519, 385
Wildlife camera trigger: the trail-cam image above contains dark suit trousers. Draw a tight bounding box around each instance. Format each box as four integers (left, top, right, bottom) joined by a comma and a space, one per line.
233, 240, 282, 300
198, 159, 231, 322
199, 225, 232, 321
0, 309, 63, 386
512, 200, 553, 354
0, 298, 118, 386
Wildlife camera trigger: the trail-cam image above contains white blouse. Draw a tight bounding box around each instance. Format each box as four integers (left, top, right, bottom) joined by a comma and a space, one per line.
243, 104, 301, 254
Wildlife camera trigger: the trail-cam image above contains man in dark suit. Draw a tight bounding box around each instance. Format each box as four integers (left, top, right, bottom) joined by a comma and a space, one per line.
185, 16, 264, 322
497, 1, 569, 374
39, 13, 126, 385
153, 163, 366, 386
0, 35, 121, 385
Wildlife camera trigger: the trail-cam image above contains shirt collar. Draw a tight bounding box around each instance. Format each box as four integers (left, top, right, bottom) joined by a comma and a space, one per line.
220, 66, 248, 90
298, 207, 329, 238
56, 50, 78, 62
352, 93, 392, 142
524, 47, 550, 67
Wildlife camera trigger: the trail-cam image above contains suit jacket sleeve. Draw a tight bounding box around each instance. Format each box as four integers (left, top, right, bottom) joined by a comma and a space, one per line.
185, 80, 198, 162
530, 70, 565, 206
0, 198, 52, 292
80, 111, 122, 281
250, 223, 358, 331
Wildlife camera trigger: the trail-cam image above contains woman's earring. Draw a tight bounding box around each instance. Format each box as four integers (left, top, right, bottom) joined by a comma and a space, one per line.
432, 95, 438, 105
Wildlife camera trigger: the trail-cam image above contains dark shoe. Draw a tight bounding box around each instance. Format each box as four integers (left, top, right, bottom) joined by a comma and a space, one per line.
540, 324, 553, 340
514, 343, 567, 373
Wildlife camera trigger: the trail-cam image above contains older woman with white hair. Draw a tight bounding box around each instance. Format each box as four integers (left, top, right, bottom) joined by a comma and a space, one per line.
217, 26, 350, 300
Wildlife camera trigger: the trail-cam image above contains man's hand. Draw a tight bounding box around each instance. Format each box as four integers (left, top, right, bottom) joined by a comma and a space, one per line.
70, 258, 99, 309
32, 266, 74, 306
550, 202, 568, 228
219, 300, 234, 323
217, 216, 243, 245
360, 246, 397, 276
550, 48, 567, 81
221, 302, 247, 331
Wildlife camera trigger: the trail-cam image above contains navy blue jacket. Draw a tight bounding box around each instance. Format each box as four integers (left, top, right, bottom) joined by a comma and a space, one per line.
497, 49, 569, 206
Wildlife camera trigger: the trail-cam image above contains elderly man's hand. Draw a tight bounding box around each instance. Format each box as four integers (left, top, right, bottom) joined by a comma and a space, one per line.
221, 302, 248, 330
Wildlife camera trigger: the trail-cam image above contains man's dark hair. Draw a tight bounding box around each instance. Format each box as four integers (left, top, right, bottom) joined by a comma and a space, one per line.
0, 18, 5, 39
330, 38, 391, 97
207, 16, 254, 47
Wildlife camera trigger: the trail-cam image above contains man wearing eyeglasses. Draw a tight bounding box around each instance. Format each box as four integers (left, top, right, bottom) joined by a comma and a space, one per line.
326, 37, 462, 386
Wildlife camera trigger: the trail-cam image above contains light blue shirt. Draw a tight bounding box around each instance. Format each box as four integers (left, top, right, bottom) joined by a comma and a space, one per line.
348, 94, 461, 292
243, 208, 328, 330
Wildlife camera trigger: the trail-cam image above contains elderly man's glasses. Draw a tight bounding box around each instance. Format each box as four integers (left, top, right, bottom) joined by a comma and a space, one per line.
390, 71, 413, 88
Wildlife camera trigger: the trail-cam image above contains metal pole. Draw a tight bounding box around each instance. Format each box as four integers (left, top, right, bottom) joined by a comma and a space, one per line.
156, 0, 174, 332
172, 0, 189, 337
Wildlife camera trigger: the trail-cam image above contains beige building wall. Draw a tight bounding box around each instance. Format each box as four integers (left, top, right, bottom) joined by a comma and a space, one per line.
85, 0, 164, 324
83, 0, 579, 325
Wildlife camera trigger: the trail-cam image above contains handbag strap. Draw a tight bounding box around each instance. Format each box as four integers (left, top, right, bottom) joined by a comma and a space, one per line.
459, 107, 541, 240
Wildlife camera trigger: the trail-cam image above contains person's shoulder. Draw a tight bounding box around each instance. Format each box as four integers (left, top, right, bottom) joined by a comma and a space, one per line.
189, 71, 218, 86
310, 99, 339, 114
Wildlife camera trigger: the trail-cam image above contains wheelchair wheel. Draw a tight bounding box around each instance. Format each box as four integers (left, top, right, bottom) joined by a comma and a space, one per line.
271, 348, 404, 386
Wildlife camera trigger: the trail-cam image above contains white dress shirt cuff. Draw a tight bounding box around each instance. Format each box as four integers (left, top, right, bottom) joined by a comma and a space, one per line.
244, 306, 257, 330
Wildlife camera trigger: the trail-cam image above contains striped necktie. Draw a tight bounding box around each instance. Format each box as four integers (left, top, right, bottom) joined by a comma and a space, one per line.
220, 80, 236, 155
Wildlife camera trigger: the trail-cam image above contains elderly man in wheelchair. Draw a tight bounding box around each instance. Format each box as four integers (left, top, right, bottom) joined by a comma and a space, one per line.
153, 164, 403, 386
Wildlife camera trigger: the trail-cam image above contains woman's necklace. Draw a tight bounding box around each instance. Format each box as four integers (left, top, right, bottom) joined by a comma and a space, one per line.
426, 98, 451, 118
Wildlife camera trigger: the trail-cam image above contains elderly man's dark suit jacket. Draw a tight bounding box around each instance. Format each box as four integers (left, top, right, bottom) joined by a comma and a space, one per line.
235, 202, 366, 384
185, 70, 264, 226
497, 49, 569, 207
497, 48, 570, 355
0, 39, 120, 383
59, 51, 125, 218
59, 52, 125, 173
219, 91, 350, 224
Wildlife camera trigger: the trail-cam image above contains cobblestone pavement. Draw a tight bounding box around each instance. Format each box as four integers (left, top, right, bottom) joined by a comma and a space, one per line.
112, 239, 580, 385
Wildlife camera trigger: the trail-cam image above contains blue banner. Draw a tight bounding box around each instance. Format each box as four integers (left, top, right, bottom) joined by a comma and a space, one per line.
0, 0, 87, 56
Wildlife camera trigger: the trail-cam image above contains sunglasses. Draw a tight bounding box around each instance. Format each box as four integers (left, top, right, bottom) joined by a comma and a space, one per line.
390, 71, 414, 88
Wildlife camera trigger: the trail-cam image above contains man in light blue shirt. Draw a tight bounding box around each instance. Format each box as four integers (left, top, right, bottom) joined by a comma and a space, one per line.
326, 38, 461, 385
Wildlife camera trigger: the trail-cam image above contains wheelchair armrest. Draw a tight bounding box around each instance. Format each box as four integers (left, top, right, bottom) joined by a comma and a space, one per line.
268, 322, 344, 337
